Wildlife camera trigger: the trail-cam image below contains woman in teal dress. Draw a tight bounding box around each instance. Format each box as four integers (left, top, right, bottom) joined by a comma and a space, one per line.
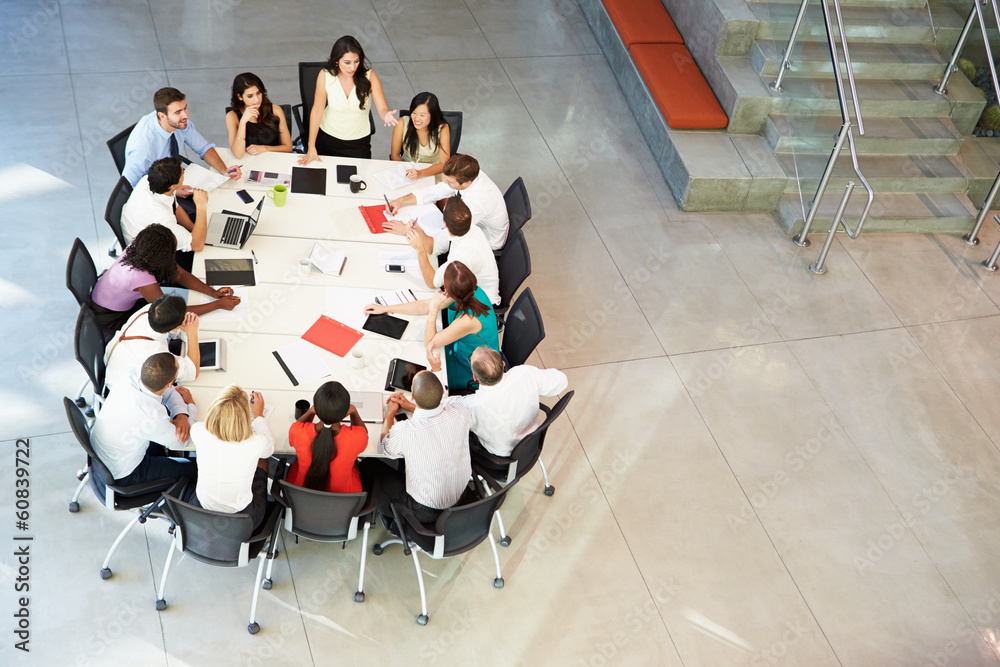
364, 261, 499, 394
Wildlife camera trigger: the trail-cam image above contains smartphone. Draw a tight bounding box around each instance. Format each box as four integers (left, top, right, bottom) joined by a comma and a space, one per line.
236, 189, 254, 204
385, 264, 405, 273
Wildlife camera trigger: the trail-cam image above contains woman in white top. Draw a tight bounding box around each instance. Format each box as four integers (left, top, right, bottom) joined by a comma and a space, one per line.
190, 385, 275, 533
298, 35, 398, 162
390, 92, 451, 180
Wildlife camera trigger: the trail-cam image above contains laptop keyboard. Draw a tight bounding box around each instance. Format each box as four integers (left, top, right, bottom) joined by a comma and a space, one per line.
221, 216, 244, 245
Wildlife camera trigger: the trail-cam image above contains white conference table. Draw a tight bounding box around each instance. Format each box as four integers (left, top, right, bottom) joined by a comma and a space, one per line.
182, 152, 445, 453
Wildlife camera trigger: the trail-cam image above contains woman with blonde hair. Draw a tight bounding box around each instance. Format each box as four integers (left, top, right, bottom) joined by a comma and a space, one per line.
190, 385, 274, 531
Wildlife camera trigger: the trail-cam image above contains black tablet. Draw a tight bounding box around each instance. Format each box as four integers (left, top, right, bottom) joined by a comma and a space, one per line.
385, 358, 426, 392
363, 313, 408, 340
291, 166, 327, 195
336, 165, 358, 184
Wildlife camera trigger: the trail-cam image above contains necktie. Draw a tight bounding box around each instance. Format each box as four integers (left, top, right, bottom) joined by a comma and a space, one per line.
169, 133, 179, 158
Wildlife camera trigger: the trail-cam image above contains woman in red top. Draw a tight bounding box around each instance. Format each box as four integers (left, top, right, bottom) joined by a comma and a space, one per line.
287, 382, 368, 493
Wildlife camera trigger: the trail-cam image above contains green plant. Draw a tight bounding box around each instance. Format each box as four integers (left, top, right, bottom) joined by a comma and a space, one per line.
980, 104, 1000, 131
957, 58, 977, 82
978, 87, 988, 99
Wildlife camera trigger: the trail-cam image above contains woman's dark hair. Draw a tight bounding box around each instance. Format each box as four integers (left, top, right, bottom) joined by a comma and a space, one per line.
121, 224, 177, 284
401, 92, 445, 160
230, 72, 276, 129
302, 381, 351, 491
325, 35, 371, 110
444, 261, 490, 319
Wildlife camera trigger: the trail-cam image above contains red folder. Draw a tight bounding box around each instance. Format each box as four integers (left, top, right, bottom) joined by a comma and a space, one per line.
359, 205, 389, 234
301, 315, 363, 357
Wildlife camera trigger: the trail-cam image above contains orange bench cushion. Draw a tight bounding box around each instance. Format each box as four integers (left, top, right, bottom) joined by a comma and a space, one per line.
602, 0, 684, 47
630, 44, 729, 130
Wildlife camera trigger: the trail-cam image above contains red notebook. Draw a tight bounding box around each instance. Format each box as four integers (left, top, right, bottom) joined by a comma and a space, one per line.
359, 205, 389, 234
301, 315, 363, 357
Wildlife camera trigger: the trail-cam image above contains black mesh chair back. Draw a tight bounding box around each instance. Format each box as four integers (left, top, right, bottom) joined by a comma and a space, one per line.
104, 176, 132, 251
496, 230, 530, 317
66, 238, 98, 306
430, 485, 509, 556
503, 177, 531, 237
277, 480, 368, 542
107, 123, 136, 175
514, 390, 573, 475
501, 288, 545, 368
75, 305, 107, 396
397, 109, 463, 155
161, 495, 259, 565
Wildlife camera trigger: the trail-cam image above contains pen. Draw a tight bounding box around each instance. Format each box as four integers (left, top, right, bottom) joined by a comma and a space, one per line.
227, 164, 243, 174
251, 250, 259, 265
384, 194, 392, 214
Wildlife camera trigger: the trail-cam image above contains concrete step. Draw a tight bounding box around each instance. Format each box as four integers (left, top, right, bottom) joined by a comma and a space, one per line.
765, 114, 964, 155
750, 2, 963, 45
778, 191, 977, 234
765, 0, 930, 7
776, 152, 969, 193
753, 40, 946, 80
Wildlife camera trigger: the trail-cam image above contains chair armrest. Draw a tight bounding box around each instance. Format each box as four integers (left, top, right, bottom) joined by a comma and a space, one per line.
471, 464, 504, 493
268, 456, 290, 499
471, 447, 510, 468
248, 500, 282, 545
110, 476, 179, 498
539, 402, 551, 417
357, 491, 379, 519
390, 501, 438, 555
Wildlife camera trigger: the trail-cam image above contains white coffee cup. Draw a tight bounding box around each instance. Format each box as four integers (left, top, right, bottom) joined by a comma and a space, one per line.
350, 348, 365, 369
297, 258, 311, 276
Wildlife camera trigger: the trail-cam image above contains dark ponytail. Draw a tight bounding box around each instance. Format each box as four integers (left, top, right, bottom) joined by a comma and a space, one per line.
302, 381, 351, 491
444, 261, 490, 318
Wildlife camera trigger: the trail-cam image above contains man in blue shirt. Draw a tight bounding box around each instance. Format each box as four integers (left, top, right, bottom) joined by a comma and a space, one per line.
123, 87, 242, 189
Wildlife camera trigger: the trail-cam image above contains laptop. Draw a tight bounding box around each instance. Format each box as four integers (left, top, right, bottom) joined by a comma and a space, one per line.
205, 198, 264, 249
350, 391, 386, 422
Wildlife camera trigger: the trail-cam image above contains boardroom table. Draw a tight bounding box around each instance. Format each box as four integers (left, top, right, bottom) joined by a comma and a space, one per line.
180, 150, 448, 453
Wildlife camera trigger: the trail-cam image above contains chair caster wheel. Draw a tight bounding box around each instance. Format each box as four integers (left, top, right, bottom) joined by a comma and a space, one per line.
69, 502, 80, 513
417, 614, 428, 626
500, 536, 511, 547
75, 397, 87, 408
155, 599, 167, 611
248, 622, 260, 635
354, 591, 365, 603
544, 486, 555, 496
85, 408, 95, 419
100, 568, 112, 580
372, 544, 384, 556
168, 525, 176, 535
262, 578, 272, 590
494, 577, 504, 589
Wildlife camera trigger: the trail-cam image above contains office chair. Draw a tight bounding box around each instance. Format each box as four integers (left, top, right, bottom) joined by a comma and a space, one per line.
63, 397, 185, 575
495, 230, 530, 328
155, 493, 283, 634
472, 391, 575, 546
73, 304, 108, 420
503, 177, 531, 239
293, 62, 377, 152
267, 480, 377, 602
500, 288, 545, 369
104, 176, 132, 258
66, 238, 99, 307
106, 123, 136, 175
372, 478, 510, 625
397, 109, 464, 156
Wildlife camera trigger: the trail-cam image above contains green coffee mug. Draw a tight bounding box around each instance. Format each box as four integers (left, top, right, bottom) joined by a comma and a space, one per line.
267, 184, 287, 207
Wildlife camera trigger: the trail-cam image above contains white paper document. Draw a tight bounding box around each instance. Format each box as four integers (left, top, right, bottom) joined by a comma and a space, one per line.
377, 248, 420, 273
309, 243, 347, 276
272, 341, 331, 387
324, 286, 377, 331
373, 164, 416, 191
181, 163, 231, 191
197, 287, 251, 323
391, 203, 445, 234
374, 288, 418, 307
159, 286, 189, 302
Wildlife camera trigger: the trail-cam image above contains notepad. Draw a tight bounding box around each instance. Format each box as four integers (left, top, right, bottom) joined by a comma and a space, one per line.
204, 258, 256, 286
309, 243, 346, 276
291, 166, 327, 195
301, 315, 363, 357
374, 288, 417, 307
359, 204, 389, 234
272, 341, 331, 387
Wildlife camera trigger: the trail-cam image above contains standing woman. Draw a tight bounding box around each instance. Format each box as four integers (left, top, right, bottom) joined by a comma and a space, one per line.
286, 381, 368, 493
226, 72, 292, 158
298, 35, 398, 163
390, 92, 451, 180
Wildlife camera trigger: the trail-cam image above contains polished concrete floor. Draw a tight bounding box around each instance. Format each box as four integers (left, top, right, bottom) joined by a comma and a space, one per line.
3, 1, 1000, 666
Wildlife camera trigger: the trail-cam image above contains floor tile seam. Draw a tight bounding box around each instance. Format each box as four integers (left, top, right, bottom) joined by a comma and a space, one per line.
562, 405, 687, 666
367, 0, 402, 64
663, 351, 846, 667
661, 325, 906, 360
830, 234, 905, 329
0, 430, 72, 446
461, 0, 502, 61
274, 532, 318, 666
142, 522, 171, 665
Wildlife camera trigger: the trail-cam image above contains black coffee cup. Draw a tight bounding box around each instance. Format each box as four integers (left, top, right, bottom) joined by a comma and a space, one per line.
294, 399, 310, 419
349, 175, 367, 193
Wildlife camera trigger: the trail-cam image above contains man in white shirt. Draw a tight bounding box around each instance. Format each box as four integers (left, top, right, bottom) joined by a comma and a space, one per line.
91, 352, 197, 487
457, 347, 568, 457
359, 371, 472, 525
104, 295, 200, 392
403, 197, 500, 306
122, 157, 209, 252
387, 154, 509, 250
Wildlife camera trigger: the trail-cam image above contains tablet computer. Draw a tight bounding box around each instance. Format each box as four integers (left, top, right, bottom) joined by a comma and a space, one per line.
363, 313, 407, 340
336, 165, 358, 184
291, 166, 327, 195
385, 358, 426, 392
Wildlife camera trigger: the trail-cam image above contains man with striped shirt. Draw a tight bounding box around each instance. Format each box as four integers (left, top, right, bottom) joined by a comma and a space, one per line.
360, 371, 472, 526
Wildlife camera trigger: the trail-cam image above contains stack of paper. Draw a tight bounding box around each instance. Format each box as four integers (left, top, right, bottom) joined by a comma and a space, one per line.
392, 203, 445, 233
309, 243, 347, 276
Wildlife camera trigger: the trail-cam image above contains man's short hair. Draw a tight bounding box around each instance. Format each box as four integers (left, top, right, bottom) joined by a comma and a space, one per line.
147, 295, 187, 333
141, 352, 178, 392
442, 196, 472, 237
153, 87, 185, 116
411, 371, 443, 410
442, 154, 479, 184
147, 158, 182, 194
471, 347, 504, 386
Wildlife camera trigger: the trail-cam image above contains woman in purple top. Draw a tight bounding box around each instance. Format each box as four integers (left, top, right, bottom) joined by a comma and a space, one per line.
89, 224, 241, 337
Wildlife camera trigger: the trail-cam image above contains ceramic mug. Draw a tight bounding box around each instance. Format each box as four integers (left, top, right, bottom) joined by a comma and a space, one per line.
267, 184, 287, 207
